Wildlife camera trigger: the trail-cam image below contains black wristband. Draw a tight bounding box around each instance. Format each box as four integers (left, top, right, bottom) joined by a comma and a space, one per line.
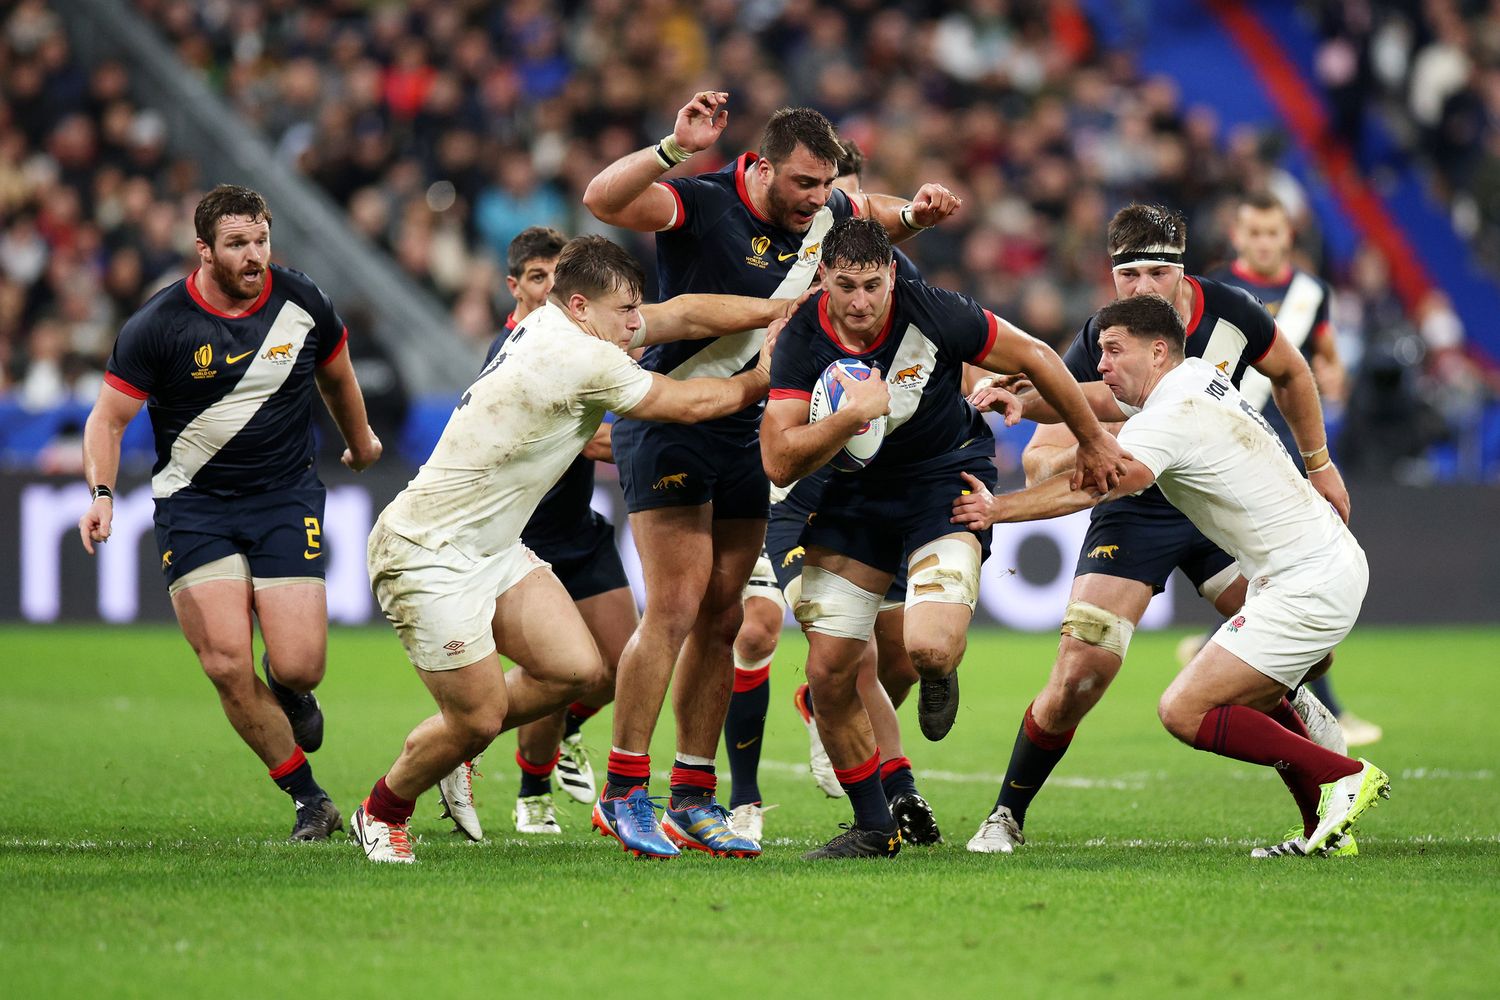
91, 484, 114, 502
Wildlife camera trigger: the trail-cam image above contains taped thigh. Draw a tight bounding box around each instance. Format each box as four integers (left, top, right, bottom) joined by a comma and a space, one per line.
168, 553, 251, 596
1059, 600, 1136, 659
793, 566, 881, 641
905, 537, 981, 610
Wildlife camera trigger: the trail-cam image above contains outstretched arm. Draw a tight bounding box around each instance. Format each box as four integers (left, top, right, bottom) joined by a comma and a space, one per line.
854, 185, 963, 245
951, 459, 1157, 530
638, 291, 806, 345
582, 91, 729, 232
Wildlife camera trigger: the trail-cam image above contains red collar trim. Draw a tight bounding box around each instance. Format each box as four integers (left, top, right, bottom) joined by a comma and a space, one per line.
1184, 275, 1205, 337
504, 311, 518, 331
186, 266, 274, 318
734, 152, 772, 224
818, 290, 896, 355
1230, 260, 1292, 286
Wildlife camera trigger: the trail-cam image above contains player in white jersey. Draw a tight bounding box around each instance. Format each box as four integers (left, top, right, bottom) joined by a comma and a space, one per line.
350, 236, 783, 863
957, 295, 1391, 857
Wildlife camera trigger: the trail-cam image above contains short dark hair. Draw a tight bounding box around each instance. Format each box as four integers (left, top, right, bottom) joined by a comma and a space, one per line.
759, 107, 843, 168
550, 235, 644, 304
1106, 203, 1187, 255
507, 226, 567, 277
835, 138, 865, 179
195, 184, 272, 245
1236, 190, 1288, 216
1095, 294, 1185, 358
820, 217, 892, 272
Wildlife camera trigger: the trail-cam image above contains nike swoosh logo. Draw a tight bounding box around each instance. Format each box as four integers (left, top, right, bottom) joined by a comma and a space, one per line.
1008, 781, 1034, 790
735, 737, 760, 749
225, 350, 254, 364
777, 251, 798, 261
303, 550, 323, 560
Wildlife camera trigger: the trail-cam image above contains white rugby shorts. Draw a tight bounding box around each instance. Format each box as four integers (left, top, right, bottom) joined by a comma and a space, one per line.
1210, 539, 1369, 689
367, 522, 548, 672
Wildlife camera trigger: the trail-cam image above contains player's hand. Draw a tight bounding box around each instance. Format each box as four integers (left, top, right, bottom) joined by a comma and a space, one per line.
674, 91, 729, 154
909, 183, 962, 228
951, 471, 998, 531
1072, 433, 1131, 494
1309, 461, 1351, 523
778, 286, 817, 319
757, 318, 787, 377
835, 365, 891, 422
343, 429, 382, 472
78, 497, 113, 555
967, 384, 1025, 425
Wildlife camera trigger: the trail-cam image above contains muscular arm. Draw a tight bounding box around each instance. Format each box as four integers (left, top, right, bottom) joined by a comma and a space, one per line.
78, 383, 146, 554
583, 91, 729, 232
952, 459, 1157, 530
853, 186, 962, 246
760, 395, 876, 488
1254, 331, 1350, 520
619, 368, 768, 425
314, 347, 382, 471
638, 294, 795, 345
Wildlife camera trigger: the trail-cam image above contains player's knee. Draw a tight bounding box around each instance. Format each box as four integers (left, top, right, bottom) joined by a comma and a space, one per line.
734, 619, 779, 663
1156, 690, 1197, 742
806, 655, 858, 701
265, 656, 324, 692
1305, 650, 1334, 683
907, 641, 960, 680
198, 650, 253, 694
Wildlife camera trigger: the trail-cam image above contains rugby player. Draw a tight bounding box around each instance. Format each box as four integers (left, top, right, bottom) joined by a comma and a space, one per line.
724, 140, 942, 845
1207, 191, 1381, 747
352, 236, 786, 863
963, 204, 1352, 856
582, 93, 960, 857
435, 227, 806, 840
761, 218, 1127, 858
954, 294, 1390, 858
78, 184, 381, 842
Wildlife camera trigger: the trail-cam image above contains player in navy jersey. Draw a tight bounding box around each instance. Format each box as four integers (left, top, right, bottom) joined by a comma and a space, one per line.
762, 218, 1126, 858
1207, 192, 1381, 749
723, 139, 944, 845
434, 227, 804, 841
77, 185, 381, 842
583, 93, 961, 856
963, 203, 1352, 856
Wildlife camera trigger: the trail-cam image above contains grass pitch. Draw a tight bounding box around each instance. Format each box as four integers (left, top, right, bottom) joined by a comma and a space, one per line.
2, 624, 1496, 998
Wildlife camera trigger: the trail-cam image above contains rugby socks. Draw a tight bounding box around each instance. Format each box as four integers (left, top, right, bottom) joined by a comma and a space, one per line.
725, 653, 773, 808
1265, 698, 1324, 836
365, 775, 415, 826
1305, 675, 1344, 717
1193, 705, 1361, 819
669, 754, 717, 809
879, 755, 919, 801
604, 748, 651, 798
269, 747, 327, 806
836, 752, 897, 832
516, 748, 559, 798
564, 701, 600, 741
995, 703, 1075, 825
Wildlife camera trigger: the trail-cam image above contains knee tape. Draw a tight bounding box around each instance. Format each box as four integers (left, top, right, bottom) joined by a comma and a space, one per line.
905, 537, 981, 610
794, 566, 881, 641
741, 554, 788, 613
1059, 600, 1135, 659
168, 553, 251, 596
1198, 561, 1240, 603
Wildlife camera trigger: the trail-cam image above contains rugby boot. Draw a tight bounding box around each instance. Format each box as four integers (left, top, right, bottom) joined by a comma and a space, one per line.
437, 756, 483, 841
592, 787, 679, 859
890, 791, 943, 845
351, 802, 415, 863
289, 796, 343, 842
966, 806, 1024, 855
554, 733, 596, 803
917, 670, 960, 741
793, 683, 844, 798
1250, 827, 1358, 858
663, 797, 761, 858
803, 823, 902, 860
262, 652, 325, 752
513, 793, 562, 834
1306, 759, 1390, 855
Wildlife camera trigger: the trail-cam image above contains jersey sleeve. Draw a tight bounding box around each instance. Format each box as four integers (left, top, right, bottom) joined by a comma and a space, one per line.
1060, 322, 1099, 383
657, 173, 719, 235
768, 307, 821, 401
308, 282, 348, 367
1229, 285, 1277, 363
581, 342, 654, 414
104, 311, 159, 399
918, 285, 997, 363
829, 186, 858, 222
1116, 406, 1190, 481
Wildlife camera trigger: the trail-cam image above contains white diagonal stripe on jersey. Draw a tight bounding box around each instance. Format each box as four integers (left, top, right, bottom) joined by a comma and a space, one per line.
666, 210, 836, 381
1238, 271, 1323, 410
882, 325, 938, 433
1198, 318, 1250, 386
151, 301, 315, 498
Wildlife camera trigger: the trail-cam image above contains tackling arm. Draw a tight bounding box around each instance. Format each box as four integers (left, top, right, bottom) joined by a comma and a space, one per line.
951, 458, 1157, 530
638, 293, 799, 345
314, 347, 382, 471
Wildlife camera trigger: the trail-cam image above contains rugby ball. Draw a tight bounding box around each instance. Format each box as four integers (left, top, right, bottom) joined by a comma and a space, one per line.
808, 358, 886, 471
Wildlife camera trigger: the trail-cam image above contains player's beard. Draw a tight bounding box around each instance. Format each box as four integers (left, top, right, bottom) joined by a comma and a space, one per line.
208, 255, 264, 304
766, 185, 815, 234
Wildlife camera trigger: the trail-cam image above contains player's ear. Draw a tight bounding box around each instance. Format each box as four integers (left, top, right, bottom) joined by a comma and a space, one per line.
567, 292, 590, 321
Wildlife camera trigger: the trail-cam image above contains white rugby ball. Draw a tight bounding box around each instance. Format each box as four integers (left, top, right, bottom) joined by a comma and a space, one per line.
808, 357, 886, 471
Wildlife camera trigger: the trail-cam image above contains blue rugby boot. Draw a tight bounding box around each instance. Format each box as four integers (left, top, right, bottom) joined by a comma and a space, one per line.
662, 797, 762, 858
592, 787, 679, 859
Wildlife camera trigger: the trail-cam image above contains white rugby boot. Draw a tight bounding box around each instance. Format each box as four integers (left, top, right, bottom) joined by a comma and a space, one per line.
966, 805, 1025, 854
1292, 687, 1347, 755
351, 803, 415, 864
1306, 759, 1390, 855
554, 733, 597, 804
514, 793, 563, 835
437, 756, 483, 841
727, 803, 765, 843
793, 684, 844, 798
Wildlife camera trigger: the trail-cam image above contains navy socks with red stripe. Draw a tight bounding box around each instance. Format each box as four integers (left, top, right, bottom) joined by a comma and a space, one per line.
995, 703, 1075, 826
517, 748, 559, 798
725, 660, 771, 808
269, 747, 327, 807
669, 758, 717, 809
836, 753, 897, 832
879, 755, 918, 801
604, 749, 651, 799
564, 702, 600, 741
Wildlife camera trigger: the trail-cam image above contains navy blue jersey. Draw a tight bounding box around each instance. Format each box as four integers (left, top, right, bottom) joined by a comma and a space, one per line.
1062, 274, 1276, 509
105, 263, 347, 499
1207, 263, 1332, 367
643, 152, 859, 434
770, 278, 997, 480
484, 312, 600, 547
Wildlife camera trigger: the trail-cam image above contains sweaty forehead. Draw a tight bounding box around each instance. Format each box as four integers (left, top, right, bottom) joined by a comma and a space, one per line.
778, 146, 838, 181
216, 216, 268, 240
826, 262, 886, 282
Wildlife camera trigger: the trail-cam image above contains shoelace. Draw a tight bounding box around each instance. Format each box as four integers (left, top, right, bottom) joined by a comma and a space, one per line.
560, 738, 592, 770
624, 792, 666, 831
387, 823, 414, 858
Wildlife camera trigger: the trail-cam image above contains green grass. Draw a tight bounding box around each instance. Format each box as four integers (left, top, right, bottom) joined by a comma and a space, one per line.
2, 625, 1497, 998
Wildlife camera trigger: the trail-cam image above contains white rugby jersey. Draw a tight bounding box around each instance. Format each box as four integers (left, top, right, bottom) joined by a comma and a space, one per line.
380, 301, 652, 559
1116, 357, 1356, 581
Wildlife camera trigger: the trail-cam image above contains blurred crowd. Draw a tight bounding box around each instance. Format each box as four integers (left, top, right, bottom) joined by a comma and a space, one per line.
1, 0, 1496, 479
